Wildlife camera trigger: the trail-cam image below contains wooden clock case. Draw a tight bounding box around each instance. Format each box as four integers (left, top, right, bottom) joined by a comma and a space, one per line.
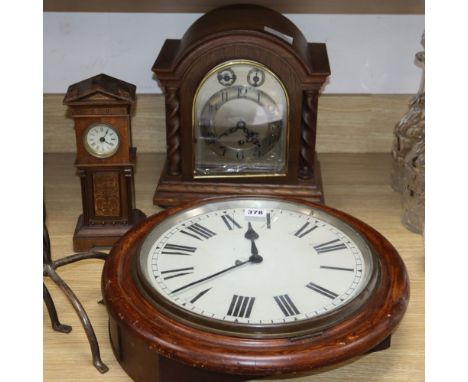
102, 196, 409, 382
152, 4, 330, 207
64, 74, 146, 251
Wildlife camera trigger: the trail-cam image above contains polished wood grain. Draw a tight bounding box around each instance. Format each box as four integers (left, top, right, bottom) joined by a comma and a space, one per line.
44, 94, 413, 154
43, 152, 424, 382
43, 0, 425, 14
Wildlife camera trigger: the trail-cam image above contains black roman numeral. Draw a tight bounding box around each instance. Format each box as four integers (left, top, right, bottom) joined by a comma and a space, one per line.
237, 86, 248, 97
227, 295, 255, 318
274, 294, 300, 317
161, 267, 194, 280
314, 239, 347, 254
161, 243, 197, 256
180, 223, 216, 241
221, 214, 242, 230
306, 282, 339, 299
190, 288, 212, 304
208, 103, 215, 113
266, 213, 271, 229
221, 90, 229, 102
294, 222, 318, 238
320, 265, 354, 272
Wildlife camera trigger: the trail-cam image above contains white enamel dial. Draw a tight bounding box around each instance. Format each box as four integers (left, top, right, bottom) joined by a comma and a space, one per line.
138, 199, 375, 336
83, 123, 120, 158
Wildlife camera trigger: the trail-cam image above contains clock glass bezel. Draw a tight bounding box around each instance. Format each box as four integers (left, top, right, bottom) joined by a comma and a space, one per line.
135, 197, 380, 339
192, 60, 290, 179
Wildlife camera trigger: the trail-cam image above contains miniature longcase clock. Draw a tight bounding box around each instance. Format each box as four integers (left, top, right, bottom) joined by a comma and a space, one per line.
152, 4, 330, 207
64, 73, 146, 251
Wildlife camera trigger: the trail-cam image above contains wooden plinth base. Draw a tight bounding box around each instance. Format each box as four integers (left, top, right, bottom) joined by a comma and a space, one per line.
73, 209, 146, 251
153, 161, 324, 207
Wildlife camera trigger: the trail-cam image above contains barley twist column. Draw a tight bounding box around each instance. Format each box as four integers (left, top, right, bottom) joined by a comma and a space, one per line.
165, 87, 181, 176
299, 90, 319, 179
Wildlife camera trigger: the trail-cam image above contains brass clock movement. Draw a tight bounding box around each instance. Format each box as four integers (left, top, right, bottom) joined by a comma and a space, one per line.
103, 195, 409, 382
64, 73, 146, 251
152, 4, 330, 207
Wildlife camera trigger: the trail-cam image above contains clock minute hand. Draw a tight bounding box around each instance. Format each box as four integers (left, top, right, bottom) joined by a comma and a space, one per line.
218, 125, 240, 139
171, 258, 251, 294
218, 120, 252, 139
171, 224, 264, 295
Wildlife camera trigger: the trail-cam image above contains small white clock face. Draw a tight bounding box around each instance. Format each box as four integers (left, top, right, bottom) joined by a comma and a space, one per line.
138, 198, 375, 336
83, 123, 120, 158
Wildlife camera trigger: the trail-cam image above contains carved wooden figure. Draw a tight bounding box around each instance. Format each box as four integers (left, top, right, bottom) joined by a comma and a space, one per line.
152, 4, 330, 206
64, 74, 146, 251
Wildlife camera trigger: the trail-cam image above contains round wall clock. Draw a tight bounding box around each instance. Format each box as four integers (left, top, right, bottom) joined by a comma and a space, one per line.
102, 196, 409, 382
152, 4, 331, 206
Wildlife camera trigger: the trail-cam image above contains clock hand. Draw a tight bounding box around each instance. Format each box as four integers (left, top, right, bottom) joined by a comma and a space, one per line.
99, 132, 112, 144
217, 123, 261, 147
218, 125, 241, 138
218, 120, 251, 139
241, 129, 260, 147
244, 222, 263, 262
171, 257, 257, 294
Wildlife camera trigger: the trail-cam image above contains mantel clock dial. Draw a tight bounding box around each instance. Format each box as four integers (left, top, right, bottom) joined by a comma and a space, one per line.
103, 196, 409, 382
152, 4, 331, 207
193, 60, 288, 177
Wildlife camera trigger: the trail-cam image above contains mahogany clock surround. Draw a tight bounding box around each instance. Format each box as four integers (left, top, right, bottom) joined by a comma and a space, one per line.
64, 73, 146, 251
102, 196, 409, 382
152, 4, 330, 207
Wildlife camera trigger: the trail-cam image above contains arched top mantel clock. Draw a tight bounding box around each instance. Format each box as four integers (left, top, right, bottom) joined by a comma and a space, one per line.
152, 4, 331, 207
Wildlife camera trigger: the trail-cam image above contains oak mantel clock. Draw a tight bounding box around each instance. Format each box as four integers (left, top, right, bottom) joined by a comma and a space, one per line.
152, 4, 330, 207
64, 73, 146, 251
103, 195, 409, 382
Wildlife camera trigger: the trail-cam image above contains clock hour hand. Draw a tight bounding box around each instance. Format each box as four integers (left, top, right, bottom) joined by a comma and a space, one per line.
218, 126, 238, 138
217, 124, 243, 141
244, 223, 263, 263
218, 121, 250, 138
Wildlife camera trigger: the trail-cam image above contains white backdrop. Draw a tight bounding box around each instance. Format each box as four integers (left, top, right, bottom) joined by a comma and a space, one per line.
43, 12, 424, 94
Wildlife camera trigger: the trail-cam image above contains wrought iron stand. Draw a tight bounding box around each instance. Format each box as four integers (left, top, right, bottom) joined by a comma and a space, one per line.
43, 221, 109, 373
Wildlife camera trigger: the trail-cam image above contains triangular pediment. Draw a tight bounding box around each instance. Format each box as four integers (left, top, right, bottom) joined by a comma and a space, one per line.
74, 90, 127, 103
87, 92, 114, 101
64, 73, 136, 105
